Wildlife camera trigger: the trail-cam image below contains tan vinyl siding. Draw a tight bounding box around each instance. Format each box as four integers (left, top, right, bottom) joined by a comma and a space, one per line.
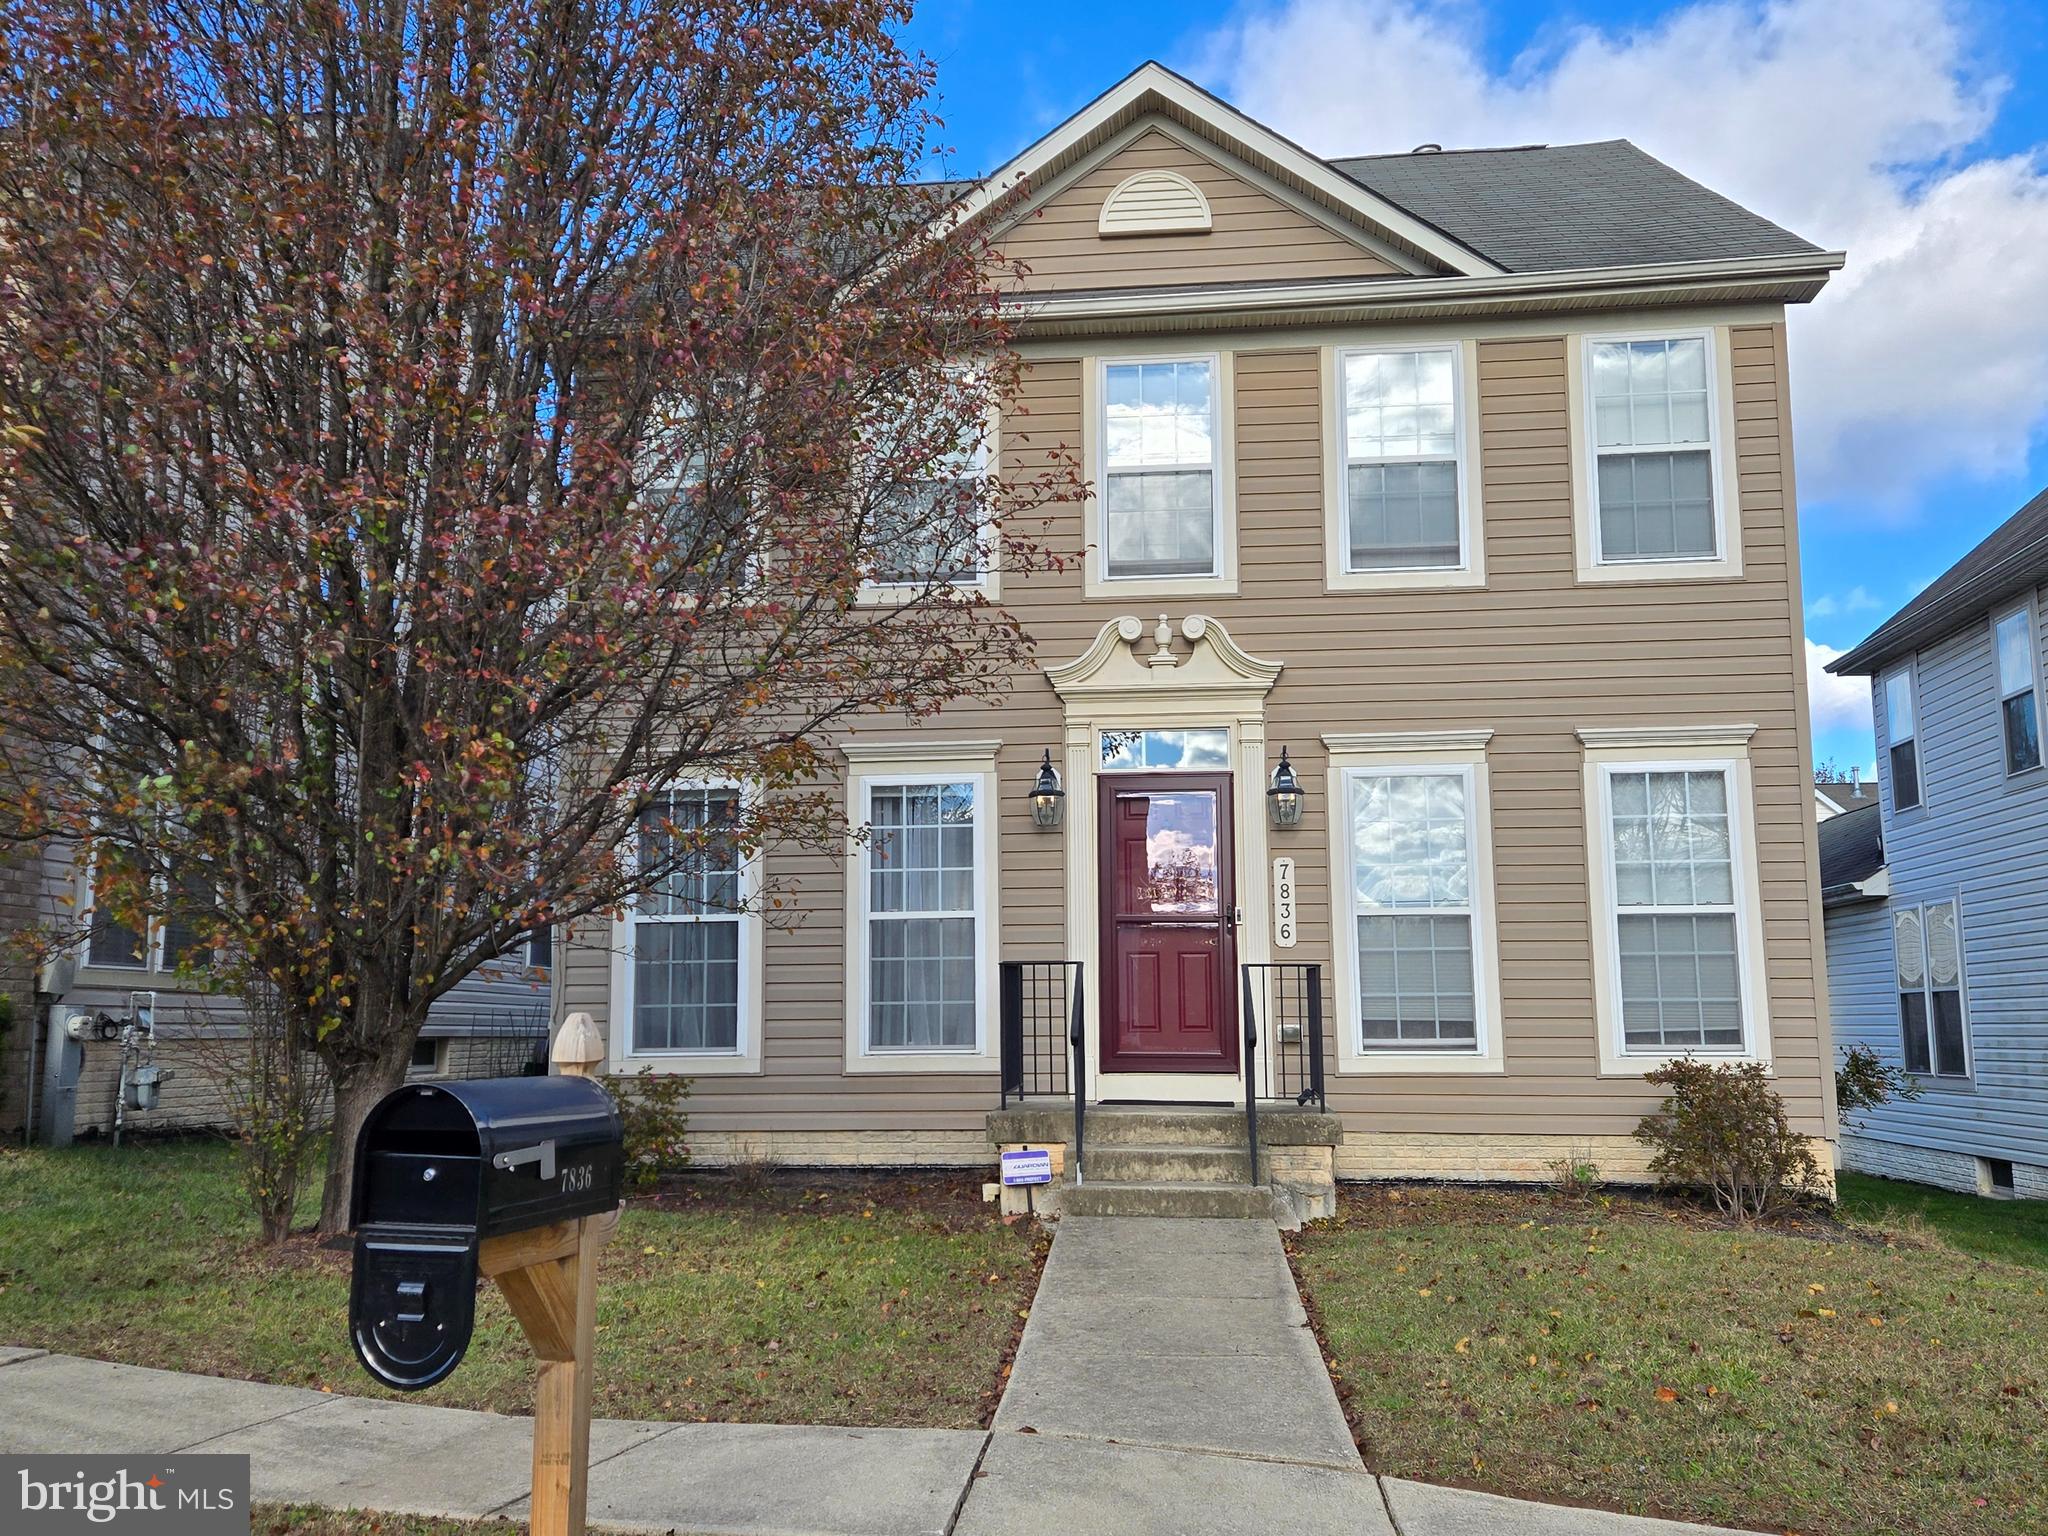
564, 320, 1829, 1148
997, 130, 1399, 293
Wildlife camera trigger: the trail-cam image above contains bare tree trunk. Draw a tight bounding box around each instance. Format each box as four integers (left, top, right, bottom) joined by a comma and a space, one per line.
317, 1044, 412, 1235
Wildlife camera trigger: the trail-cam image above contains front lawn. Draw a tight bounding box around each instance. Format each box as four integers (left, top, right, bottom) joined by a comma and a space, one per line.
1291, 1187, 2048, 1536
0, 1139, 1042, 1428
257, 1511, 516, 1536
1836, 1170, 2048, 1270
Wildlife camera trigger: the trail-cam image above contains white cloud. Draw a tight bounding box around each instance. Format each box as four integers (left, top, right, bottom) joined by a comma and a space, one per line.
1191, 0, 2048, 509
1807, 585, 1883, 618
1806, 638, 1877, 735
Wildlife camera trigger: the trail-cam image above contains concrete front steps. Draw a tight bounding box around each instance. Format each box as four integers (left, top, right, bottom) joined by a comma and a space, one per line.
986, 1102, 1342, 1229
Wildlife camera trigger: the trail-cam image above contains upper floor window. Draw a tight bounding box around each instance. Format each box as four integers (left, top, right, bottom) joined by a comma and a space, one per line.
1884, 667, 1922, 811
1587, 332, 1720, 565
1893, 899, 1967, 1079
1994, 606, 2042, 775
85, 855, 213, 974
1338, 346, 1465, 572
868, 397, 995, 593
1101, 357, 1219, 580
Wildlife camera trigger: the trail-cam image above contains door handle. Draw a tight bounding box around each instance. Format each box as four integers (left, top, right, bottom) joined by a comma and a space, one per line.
1226, 906, 1242, 932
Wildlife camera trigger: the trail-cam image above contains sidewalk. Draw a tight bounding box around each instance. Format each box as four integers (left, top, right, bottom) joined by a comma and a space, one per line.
2, 1221, 1765, 1535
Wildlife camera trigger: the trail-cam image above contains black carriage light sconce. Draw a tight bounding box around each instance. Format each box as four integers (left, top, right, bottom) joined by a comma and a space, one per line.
1030, 749, 1066, 828
1268, 745, 1306, 829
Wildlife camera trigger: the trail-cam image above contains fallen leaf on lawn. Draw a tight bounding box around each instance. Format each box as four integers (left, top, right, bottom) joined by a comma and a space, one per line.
1654, 1385, 1679, 1403
1807, 1283, 1825, 1294
1866, 1316, 1885, 1327
1454, 1337, 1470, 1353
1818, 1308, 1837, 1318
1418, 1287, 1432, 1297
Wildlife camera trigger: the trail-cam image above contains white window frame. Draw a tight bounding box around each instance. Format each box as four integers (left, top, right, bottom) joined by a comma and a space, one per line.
1083, 351, 1237, 599
1324, 730, 1504, 1075
1578, 727, 1772, 1075
842, 740, 1001, 1074
609, 780, 764, 1076
1569, 326, 1743, 583
1322, 340, 1486, 592
859, 398, 1003, 604
1882, 661, 1924, 813
408, 1036, 450, 1077
1892, 895, 1971, 1081
77, 851, 201, 976
1992, 601, 2044, 778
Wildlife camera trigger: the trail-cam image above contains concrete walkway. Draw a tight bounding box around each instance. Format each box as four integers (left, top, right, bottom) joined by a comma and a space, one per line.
2, 1222, 1765, 1536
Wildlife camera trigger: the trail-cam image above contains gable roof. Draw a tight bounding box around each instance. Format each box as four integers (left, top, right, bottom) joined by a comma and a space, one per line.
1829, 484, 2048, 677
944, 62, 1503, 279
1332, 141, 1823, 276
1817, 802, 1886, 901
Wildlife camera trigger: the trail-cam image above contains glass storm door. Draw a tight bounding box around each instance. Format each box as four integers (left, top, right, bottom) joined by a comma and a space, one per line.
1098, 773, 1237, 1073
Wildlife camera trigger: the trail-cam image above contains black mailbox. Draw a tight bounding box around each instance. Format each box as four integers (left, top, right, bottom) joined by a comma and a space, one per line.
348, 1075, 623, 1390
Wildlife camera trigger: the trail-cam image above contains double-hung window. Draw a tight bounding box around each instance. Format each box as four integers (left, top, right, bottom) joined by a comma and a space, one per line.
1604, 768, 1744, 1054
872, 422, 991, 591
1337, 346, 1465, 571
1328, 732, 1502, 1074
84, 853, 213, 974
1893, 899, 1968, 1078
1349, 771, 1478, 1048
1101, 357, 1220, 580
627, 785, 751, 1059
1884, 667, 1922, 811
847, 756, 996, 1068
1581, 734, 1771, 1073
1586, 332, 1721, 564
1995, 607, 2042, 775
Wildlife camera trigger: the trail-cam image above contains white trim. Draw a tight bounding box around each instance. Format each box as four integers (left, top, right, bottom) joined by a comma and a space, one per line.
1991, 599, 2045, 777
1580, 739, 1773, 1076
1881, 661, 1924, 814
1097, 168, 1212, 236
1568, 325, 1743, 583
1004, 252, 1844, 328
1322, 341, 1486, 592
1044, 614, 1282, 1100
1325, 728, 1496, 753
840, 737, 1006, 766
1576, 723, 1757, 749
857, 400, 1003, 606
1325, 737, 1505, 1076
610, 781, 764, 1076
843, 750, 1001, 1075
1084, 352, 1237, 598
1891, 894, 1972, 1081
938, 63, 1498, 278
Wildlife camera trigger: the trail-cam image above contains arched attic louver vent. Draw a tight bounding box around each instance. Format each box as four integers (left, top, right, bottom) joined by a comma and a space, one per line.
1097, 169, 1212, 237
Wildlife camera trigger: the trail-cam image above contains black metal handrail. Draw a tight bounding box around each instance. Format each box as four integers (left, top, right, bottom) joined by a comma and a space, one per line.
1069, 962, 1086, 1187
998, 958, 1087, 1185
1240, 962, 1328, 1112
1240, 967, 1261, 1187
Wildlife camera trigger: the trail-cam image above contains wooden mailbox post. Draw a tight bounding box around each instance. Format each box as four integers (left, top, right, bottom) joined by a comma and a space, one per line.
476, 1012, 617, 1536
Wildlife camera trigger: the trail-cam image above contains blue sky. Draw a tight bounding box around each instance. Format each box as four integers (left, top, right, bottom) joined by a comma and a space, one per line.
904, 0, 2048, 773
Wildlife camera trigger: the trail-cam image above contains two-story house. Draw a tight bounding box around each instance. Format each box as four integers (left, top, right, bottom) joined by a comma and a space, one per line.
1825, 485, 2048, 1200
555, 63, 1845, 1219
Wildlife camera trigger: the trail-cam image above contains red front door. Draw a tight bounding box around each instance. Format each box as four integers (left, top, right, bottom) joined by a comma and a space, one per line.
1099, 773, 1237, 1074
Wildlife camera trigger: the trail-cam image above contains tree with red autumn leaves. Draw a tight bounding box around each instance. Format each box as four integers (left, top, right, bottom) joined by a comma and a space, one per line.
0, 0, 1073, 1229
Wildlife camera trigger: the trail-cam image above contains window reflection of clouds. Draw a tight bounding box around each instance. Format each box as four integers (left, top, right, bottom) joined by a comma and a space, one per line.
1351, 773, 1469, 910
1099, 727, 1230, 771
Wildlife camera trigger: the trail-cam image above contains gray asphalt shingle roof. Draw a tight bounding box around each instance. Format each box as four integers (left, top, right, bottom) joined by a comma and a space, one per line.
1331, 140, 1823, 275
1817, 802, 1885, 897
1830, 485, 2048, 677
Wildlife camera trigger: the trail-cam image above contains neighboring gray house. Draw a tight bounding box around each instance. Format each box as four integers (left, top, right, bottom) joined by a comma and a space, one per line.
3, 839, 553, 1144
1826, 486, 2048, 1199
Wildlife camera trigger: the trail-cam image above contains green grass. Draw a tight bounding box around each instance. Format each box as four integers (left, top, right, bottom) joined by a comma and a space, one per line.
255, 1510, 518, 1536
1836, 1170, 2048, 1270
1291, 1187, 2048, 1536
0, 1139, 1043, 1428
